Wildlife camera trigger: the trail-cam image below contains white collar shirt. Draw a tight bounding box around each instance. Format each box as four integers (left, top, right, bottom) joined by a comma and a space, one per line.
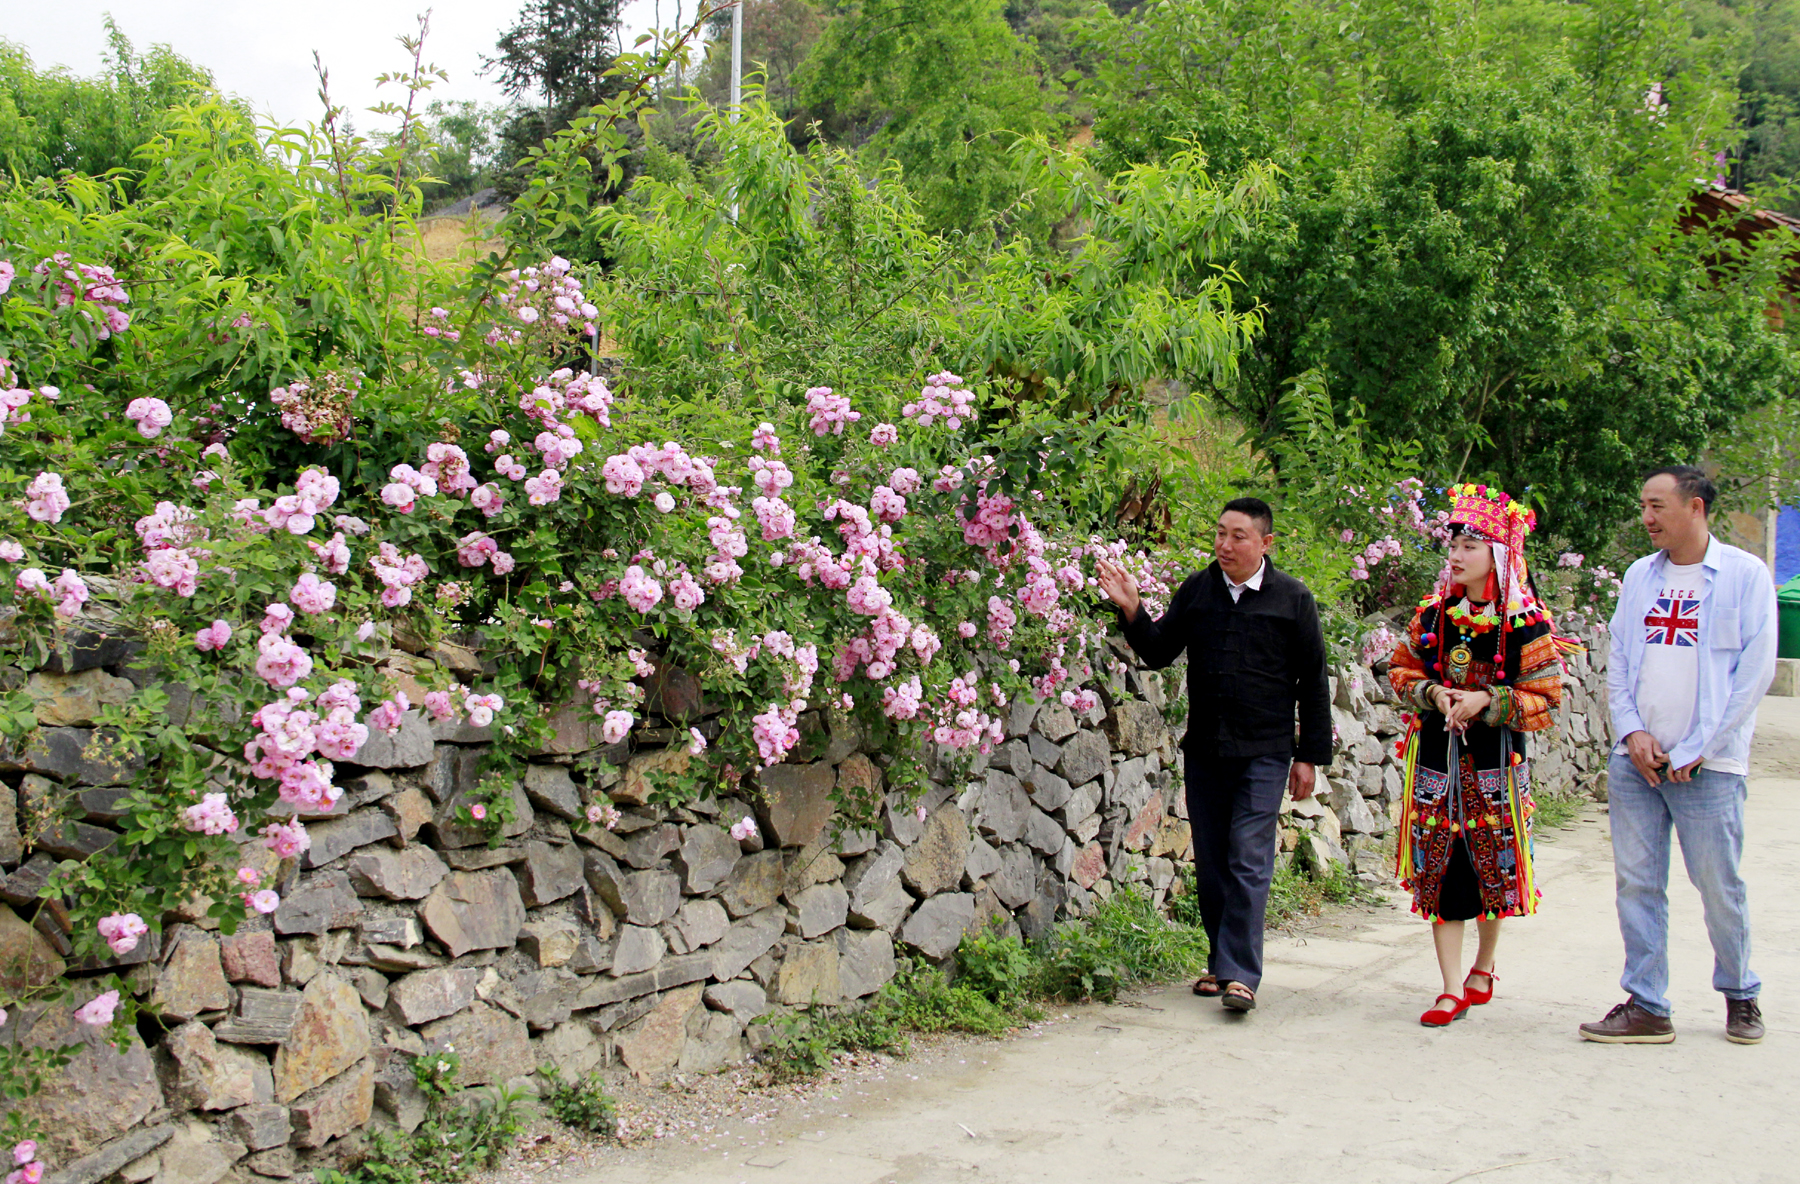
1224, 559, 1267, 603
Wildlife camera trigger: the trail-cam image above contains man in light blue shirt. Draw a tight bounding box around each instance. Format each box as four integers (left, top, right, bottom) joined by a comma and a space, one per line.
1580, 467, 1778, 1046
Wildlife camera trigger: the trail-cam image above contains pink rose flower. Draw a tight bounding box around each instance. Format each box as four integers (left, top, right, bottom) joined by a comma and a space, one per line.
73, 989, 119, 1026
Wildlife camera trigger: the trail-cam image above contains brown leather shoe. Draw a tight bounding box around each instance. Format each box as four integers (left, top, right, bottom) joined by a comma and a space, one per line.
1579, 1001, 1675, 1044
1726, 998, 1764, 1045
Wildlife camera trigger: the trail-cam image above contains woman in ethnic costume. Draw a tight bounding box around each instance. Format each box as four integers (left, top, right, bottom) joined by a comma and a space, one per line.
1390, 483, 1579, 1027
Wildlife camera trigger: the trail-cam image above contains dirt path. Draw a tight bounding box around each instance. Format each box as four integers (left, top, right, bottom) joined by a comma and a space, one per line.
561, 697, 1800, 1184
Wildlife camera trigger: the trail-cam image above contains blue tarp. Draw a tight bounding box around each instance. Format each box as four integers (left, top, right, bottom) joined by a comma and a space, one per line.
1778, 504, 1800, 583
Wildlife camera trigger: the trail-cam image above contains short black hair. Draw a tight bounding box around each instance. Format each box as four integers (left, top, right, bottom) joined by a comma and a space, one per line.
1643, 465, 1715, 515
1221, 496, 1274, 536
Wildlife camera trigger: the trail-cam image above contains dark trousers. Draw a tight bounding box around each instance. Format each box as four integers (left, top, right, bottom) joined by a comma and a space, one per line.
1185, 751, 1289, 991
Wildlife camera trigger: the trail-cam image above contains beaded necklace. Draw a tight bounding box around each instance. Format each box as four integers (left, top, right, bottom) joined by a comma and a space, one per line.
1444, 598, 1496, 685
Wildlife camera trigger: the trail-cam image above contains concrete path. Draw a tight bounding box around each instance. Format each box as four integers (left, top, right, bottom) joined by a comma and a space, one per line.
579, 697, 1800, 1184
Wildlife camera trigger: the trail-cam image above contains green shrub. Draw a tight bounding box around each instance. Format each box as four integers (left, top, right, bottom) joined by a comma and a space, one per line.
317, 1055, 528, 1184
539, 1065, 618, 1136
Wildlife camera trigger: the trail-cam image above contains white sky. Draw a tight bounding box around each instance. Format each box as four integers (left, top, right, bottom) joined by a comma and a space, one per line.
5, 1, 698, 131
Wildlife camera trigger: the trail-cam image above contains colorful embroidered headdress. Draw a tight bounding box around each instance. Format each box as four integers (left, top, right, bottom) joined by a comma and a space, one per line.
1429, 482, 1582, 680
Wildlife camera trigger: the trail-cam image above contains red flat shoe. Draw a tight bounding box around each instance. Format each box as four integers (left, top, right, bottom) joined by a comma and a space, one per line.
1463, 967, 1497, 1006
1420, 993, 1471, 1027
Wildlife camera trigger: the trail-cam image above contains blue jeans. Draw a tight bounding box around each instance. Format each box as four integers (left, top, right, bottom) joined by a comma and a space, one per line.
1186, 752, 1289, 991
1608, 753, 1760, 1016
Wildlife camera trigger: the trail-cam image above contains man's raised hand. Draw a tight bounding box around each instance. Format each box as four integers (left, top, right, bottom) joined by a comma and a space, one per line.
1095, 559, 1142, 622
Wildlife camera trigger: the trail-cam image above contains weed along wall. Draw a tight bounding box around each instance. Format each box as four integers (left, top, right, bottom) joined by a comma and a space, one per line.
3, 625, 1611, 1184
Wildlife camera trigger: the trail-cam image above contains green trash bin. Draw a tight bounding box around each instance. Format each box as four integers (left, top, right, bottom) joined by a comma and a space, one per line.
1780, 575, 1800, 660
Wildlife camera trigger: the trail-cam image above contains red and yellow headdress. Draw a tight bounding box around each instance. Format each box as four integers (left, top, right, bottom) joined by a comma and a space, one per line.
1436, 482, 1579, 679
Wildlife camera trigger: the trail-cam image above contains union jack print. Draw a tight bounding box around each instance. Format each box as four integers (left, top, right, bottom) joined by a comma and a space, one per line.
1644, 597, 1700, 647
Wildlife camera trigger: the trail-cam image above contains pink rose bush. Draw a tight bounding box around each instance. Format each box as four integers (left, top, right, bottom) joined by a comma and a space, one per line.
0, 251, 1175, 1050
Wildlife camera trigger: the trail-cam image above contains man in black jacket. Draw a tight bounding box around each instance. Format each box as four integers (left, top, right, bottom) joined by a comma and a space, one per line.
1097, 497, 1332, 1012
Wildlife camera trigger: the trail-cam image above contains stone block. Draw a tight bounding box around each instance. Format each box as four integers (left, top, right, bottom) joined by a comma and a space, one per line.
1020, 765, 1072, 813
419, 868, 527, 957
616, 983, 702, 1074
973, 770, 1029, 844
672, 824, 741, 894
899, 893, 975, 960
0, 785, 17, 866
51, 1125, 174, 1184
156, 1021, 272, 1110
610, 923, 665, 976
350, 709, 434, 769
289, 1057, 375, 1148
1057, 780, 1101, 833
847, 876, 912, 933
359, 916, 423, 948
272, 972, 371, 1103
6, 986, 163, 1164
517, 840, 585, 907
221, 929, 281, 987
0, 726, 142, 785
1056, 729, 1109, 789
670, 897, 729, 950
272, 870, 361, 936
717, 849, 785, 917
1120, 790, 1164, 852
420, 1000, 534, 1085
843, 841, 903, 912
622, 821, 680, 869
962, 834, 1001, 887
301, 809, 398, 869
578, 951, 712, 1011
0, 902, 64, 991
882, 796, 926, 846
149, 925, 230, 1021
381, 785, 435, 845
902, 804, 971, 896
782, 838, 844, 898
991, 843, 1035, 909
1033, 702, 1078, 742
754, 761, 836, 848
519, 918, 582, 967
704, 980, 768, 1020
26, 668, 135, 728
230, 1103, 293, 1152
836, 928, 896, 999
148, 1120, 247, 1184
1024, 807, 1064, 855
774, 939, 841, 1005
836, 752, 882, 807
211, 987, 304, 1044
1103, 700, 1166, 756
1071, 842, 1106, 890
387, 965, 478, 1026
792, 881, 849, 939
616, 746, 691, 806
710, 908, 785, 982
520, 764, 583, 821
345, 846, 448, 900
432, 778, 533, 850
1018, 869, 1067, 940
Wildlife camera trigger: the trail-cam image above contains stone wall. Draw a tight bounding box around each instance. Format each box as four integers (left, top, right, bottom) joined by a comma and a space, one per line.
1, 626, 1610, 1184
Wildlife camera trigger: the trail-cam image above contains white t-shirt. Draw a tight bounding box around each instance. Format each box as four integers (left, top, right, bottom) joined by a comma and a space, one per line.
1635, 562, 1746, 775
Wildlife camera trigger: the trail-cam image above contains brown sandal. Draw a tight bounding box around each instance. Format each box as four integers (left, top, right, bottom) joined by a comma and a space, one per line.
1221, 982, 1256, 1011
1193, 974, 1224, 997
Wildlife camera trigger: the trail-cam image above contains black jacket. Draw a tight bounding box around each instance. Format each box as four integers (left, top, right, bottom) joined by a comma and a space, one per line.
1120, 560, 1333, 765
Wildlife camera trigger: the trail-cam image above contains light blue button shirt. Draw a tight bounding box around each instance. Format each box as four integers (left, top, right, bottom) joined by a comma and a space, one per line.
1607, 535, 1778, 772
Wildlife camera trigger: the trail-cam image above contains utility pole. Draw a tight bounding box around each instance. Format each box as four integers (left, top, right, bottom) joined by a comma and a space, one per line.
729, 0, 743, 122
728, 0, 743, 223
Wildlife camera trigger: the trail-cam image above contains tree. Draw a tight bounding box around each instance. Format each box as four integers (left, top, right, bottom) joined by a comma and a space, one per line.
693, 0, 826, 117
0, 19, 249, 192
1077, 0, 1796, 548
796, 0, 1055, 230
487, 0, 630, 195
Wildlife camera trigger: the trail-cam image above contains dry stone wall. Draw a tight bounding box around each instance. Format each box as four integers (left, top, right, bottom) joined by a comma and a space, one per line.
4, 626, 1610, 1184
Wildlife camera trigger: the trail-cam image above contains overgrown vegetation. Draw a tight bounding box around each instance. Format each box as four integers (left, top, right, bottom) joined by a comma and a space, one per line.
1532, 791, 1589, 832
538, 1064, 619, 1135
758, 886, 1213, 1078
318, 1052, 530, 1184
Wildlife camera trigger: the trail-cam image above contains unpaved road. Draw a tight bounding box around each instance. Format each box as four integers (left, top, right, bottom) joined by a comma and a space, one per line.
574, 696, 1800, 1184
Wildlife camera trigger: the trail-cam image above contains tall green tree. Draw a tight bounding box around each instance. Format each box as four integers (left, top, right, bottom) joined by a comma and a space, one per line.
796, 0, 1055, 230
1077, 0, 1796, 547
487, 0, 630, 195
0, 20, 248, 192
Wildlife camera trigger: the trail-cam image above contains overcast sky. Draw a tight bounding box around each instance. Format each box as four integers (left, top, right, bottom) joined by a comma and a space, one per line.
7, 1, 693, 130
